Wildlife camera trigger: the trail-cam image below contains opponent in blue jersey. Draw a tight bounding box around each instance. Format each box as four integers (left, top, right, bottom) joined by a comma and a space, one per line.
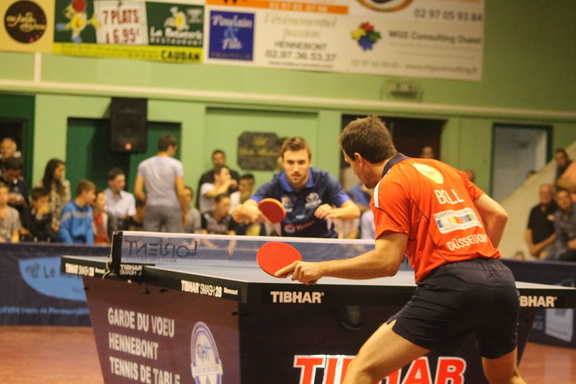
232, 137, 360, 238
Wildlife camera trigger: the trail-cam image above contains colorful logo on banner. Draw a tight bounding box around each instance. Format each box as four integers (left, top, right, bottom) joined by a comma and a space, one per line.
351, 22, 381, 51
191, 321, 223, 384
53, 0, 95, 44
208, 10, 254, 61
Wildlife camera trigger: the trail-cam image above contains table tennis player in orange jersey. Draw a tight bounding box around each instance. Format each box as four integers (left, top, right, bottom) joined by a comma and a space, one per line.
231, 137, 360, 238
277, 116, 527, 384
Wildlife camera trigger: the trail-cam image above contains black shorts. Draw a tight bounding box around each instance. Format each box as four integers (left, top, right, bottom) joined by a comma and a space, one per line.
388, 258, 519, 359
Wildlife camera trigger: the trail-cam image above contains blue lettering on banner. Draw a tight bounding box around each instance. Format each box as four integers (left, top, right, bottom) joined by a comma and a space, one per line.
18, 257, 86, 302
208, 11, 255, 61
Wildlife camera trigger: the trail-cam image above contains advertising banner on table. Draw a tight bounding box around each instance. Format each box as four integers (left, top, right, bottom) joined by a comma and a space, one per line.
0, 243, 109, 326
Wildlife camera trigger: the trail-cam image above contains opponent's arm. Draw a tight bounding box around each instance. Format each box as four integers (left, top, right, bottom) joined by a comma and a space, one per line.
315, 200, 361, 221
231, 199, 261, 223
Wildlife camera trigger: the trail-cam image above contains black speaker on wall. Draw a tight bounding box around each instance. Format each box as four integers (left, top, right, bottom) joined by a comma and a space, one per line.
110, 97, 148, 153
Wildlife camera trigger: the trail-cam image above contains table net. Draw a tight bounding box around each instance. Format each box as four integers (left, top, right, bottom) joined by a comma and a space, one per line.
111, 231, 376, 267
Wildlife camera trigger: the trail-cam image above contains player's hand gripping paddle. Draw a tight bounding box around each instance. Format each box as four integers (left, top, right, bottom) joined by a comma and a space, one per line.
258, 198, 286, 223
257, 242, 301, 277
257, 242, 317, 285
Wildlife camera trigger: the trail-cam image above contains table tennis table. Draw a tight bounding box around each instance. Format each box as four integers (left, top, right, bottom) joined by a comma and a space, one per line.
62, 231, 576, 384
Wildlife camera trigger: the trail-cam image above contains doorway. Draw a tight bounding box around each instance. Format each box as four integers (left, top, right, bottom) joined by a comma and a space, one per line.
491, 124, 551, 202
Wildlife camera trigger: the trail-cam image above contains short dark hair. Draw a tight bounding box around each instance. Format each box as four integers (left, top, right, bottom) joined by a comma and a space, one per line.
3, 157, 23, 171
212, 165, 230, 176
239, 173, 255, 183
157, 134, 178, 151
280, 137, 311, 160
215, 193, 230, 203
339, 116, 397, 164
107, 167, 125, 181
30, 186, 49, 201
76, 179, 96, 197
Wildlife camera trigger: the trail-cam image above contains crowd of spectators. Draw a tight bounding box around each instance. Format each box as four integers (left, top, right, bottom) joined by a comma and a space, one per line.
522, 148, 576, 262
8, 134, 575, 261
0, 135, 373, 245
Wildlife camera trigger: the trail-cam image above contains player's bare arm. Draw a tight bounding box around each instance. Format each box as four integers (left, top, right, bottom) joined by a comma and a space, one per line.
315, 200, 361, 220
473, 194, 508, 247
277, 232, 407, 285
231, 199, 261, 223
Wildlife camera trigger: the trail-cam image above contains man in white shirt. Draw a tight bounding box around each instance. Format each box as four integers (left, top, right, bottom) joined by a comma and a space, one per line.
134, 135, 187, 233
104, 168, 136, 230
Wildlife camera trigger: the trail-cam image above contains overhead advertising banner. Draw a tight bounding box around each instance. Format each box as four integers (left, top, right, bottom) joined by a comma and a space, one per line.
0, 0, 484, 80
204, 0, 484, 80
52, 0, 204, 63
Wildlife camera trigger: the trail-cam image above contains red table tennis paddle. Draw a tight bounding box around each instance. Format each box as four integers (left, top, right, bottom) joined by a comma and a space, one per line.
258, 198, 286, 223
256, 242, 301, 277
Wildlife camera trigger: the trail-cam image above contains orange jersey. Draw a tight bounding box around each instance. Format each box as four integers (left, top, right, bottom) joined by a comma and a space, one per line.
372, 155, 500, 282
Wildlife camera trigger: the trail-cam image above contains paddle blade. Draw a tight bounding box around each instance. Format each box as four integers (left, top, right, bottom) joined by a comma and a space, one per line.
256, 242, 302, 277
258, 198, 286, 223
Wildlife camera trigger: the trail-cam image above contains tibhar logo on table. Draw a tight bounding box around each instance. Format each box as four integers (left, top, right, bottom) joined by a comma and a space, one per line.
191, 322, 223, 384
270, 291, 324, 304
519, 295, 557, 308
181, 280, 224, 298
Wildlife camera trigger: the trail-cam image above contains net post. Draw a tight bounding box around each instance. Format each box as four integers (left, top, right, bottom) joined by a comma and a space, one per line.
109, 231, 123, 275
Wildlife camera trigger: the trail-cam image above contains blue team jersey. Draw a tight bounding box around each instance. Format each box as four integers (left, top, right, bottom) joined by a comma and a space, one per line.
251, 168, 350, 238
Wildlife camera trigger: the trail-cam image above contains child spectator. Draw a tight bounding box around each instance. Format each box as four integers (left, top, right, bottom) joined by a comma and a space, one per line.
92, 189, 118, 244
0, 182, 21, 242
56, 180, 96, 244
201, 193, 235, 235
20, 186, 55, 242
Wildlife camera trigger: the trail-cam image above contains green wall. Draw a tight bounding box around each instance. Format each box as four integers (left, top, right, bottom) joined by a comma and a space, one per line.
0, 0, 575, 193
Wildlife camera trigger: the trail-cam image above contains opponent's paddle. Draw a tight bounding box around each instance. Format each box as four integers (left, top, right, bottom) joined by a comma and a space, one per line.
256, 242, 301, 277
258, 198, 286, 223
